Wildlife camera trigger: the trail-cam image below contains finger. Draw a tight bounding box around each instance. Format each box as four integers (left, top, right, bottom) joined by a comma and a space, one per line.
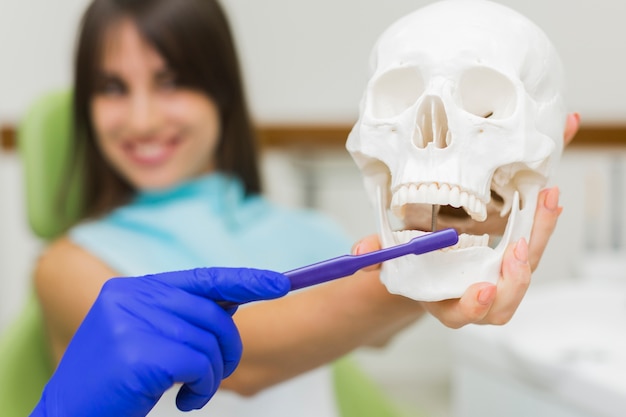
133, 334, 217, 403
136, 283, 244, 376
352, 234, 383, 271
422, 282, 496, 329
563, 112, 580, 146
174, 334, 223, 411
477, 239, 531, 325
352, 234, 382, 254
177, 384, 215, 412
528, 187, 562, 271
147, 267, 291, 304
134, 318, 231, 412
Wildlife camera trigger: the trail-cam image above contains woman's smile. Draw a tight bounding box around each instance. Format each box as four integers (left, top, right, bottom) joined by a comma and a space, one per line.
122, 136, 184, 166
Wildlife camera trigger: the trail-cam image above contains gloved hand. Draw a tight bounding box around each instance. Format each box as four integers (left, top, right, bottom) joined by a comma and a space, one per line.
31, 267, 290, 417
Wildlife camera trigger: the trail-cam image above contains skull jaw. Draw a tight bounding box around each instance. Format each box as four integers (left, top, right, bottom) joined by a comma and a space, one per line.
376, 185, 538, 301
380, 246, 501, 301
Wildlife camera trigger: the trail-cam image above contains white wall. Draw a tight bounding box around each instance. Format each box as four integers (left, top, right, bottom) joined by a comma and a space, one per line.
223, 0, 626, 124
1, 0, 625, 125
0, 0, 87, 123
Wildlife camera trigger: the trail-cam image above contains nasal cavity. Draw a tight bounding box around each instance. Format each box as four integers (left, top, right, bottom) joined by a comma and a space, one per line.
412, 96, 450, 149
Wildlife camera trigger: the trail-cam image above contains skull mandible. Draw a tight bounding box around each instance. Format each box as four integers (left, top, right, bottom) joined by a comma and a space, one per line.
346, 0, 566, 301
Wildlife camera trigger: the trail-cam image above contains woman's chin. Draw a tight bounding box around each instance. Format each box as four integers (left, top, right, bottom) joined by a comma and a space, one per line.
129, 172, 185, 192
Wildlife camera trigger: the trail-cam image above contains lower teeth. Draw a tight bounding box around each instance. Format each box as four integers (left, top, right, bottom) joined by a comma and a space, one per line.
392, 230, 489, 249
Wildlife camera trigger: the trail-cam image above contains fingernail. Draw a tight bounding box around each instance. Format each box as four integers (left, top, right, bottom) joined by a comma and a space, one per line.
514, 238, 529, 264
573, 112, 581, 124
352, 243, 363, 255
478, 285, 496, 305
544, 186, 560, 212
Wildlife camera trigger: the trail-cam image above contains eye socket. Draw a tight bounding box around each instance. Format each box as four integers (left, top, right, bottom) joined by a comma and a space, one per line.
368, 67, 425, 119
458, 67, 517, 119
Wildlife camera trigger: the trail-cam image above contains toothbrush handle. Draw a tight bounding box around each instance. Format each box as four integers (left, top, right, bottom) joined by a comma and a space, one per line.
218, 228, 457, 309
287, 228, 457, 290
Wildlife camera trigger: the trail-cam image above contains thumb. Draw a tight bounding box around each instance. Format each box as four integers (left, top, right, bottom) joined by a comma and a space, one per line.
352, 234, 383, 271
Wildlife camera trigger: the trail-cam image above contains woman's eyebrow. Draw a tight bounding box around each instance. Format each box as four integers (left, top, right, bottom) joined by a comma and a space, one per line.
95, 69, 122, 80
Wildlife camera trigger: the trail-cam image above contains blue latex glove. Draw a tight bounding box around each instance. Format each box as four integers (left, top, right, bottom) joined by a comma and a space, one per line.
31, 267, 290, 417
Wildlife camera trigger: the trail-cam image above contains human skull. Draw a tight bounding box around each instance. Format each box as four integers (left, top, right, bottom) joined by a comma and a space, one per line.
346, 0, 567, 301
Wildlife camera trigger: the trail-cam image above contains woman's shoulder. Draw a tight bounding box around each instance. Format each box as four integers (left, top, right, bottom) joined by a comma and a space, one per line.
37, 236, 91, 273
35, 235, 116, 293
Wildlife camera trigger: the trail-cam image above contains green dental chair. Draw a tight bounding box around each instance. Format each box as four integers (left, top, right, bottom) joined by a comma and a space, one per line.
0, 90, 80, 416
0, 90, 415, 417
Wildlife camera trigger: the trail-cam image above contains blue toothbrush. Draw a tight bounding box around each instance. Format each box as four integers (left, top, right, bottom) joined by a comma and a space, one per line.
219, 228, 458, 309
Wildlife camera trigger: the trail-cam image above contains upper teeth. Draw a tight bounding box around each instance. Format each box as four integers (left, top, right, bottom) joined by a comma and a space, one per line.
391, 183, 487, 221
134, 143, 166, 158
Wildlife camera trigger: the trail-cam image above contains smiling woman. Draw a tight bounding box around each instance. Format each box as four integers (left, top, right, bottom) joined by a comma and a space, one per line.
72, 0, 260, 218
91, 19, 222, 190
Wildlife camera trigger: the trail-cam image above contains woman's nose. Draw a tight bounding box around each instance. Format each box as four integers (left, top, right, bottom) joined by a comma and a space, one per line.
128, 92, 159, 135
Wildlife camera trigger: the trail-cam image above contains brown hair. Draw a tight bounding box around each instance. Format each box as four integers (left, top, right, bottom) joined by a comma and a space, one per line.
71, 0, 260, 220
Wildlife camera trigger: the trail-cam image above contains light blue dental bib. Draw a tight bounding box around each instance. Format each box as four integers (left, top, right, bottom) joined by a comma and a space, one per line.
71, 173, 350, 275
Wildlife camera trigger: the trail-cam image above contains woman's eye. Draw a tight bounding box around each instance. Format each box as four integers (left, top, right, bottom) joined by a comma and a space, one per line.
96, 78, 126, 96
157, 72, 179, 90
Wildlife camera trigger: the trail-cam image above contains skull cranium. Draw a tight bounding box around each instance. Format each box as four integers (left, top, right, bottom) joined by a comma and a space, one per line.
346, 0, 567, 301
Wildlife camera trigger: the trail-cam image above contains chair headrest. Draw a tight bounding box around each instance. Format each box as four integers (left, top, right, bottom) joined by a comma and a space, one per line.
18, 90, 81, 240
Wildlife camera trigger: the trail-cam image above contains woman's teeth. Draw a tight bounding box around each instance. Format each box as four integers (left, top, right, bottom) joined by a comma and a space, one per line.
125, 139, 179, 164
391, 183, 488, 222
133, 143, 167, 159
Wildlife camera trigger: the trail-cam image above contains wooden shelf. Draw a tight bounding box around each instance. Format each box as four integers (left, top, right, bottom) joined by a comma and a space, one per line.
256, 124, 626, 148
0, 125, 16, 151
1, 123, 625, 152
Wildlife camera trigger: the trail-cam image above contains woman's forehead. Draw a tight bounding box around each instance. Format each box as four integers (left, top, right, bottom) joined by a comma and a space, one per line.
98, 18, 166, 73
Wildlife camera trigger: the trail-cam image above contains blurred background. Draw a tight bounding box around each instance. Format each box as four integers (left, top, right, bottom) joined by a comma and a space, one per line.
1, 1, 625, 416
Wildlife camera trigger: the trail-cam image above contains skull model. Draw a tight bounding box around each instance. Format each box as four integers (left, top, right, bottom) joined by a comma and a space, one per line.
346, 0, 567, 301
